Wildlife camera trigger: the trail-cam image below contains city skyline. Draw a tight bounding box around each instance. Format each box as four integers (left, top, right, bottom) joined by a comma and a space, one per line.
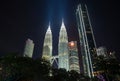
0, 0, 120, 60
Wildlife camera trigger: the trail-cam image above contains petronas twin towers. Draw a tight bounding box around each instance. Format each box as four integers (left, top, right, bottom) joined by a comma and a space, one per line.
42, 4, 97, 78
22, 3, 98, 78
42, 20, 69, 71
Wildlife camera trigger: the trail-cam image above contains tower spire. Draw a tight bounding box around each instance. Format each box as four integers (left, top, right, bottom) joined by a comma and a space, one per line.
61, 18, 65, 29
47, 22, 51, 33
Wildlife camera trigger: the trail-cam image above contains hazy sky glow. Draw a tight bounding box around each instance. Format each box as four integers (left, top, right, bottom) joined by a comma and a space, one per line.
0, 0, 120, 59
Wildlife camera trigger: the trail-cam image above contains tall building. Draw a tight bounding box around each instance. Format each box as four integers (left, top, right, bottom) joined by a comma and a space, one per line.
42, 23, 52, 62
23, 38, 34, 58
68, 41, 80, 73
76, 4, 97, 77
97, 46, 108, 57
58, 20, 69, 71
97, 47, 116, 59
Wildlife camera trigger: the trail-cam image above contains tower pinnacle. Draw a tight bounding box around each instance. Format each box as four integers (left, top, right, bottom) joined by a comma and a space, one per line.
47, 22, 51, 33
61, 19, 65, 29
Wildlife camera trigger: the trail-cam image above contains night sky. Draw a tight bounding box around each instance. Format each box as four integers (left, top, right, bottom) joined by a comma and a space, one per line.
0, 0, 120, 59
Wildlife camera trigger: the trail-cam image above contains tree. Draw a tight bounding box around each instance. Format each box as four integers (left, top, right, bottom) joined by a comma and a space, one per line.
68, 70, 80, 81
0, 53, 51, 81
94, 55, 120, 81
51, 68, 69, 81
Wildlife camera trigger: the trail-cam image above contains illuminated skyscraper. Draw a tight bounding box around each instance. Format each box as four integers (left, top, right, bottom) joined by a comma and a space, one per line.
42, 23, 52, 62
68, 41, 80, 73
76, 4, 97, 77
58, 20, 69, 71
23, 38, 34, 58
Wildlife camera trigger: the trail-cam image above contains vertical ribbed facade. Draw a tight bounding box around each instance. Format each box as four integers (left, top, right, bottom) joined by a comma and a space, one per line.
76, 4, 97, 77
42, 24, 52, 62
68, 41, 80, 73
23, 38, 34, 58
58, 20, 69, 71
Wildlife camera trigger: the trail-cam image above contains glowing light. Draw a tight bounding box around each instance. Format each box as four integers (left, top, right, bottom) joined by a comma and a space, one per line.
70, 41, 75, 47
